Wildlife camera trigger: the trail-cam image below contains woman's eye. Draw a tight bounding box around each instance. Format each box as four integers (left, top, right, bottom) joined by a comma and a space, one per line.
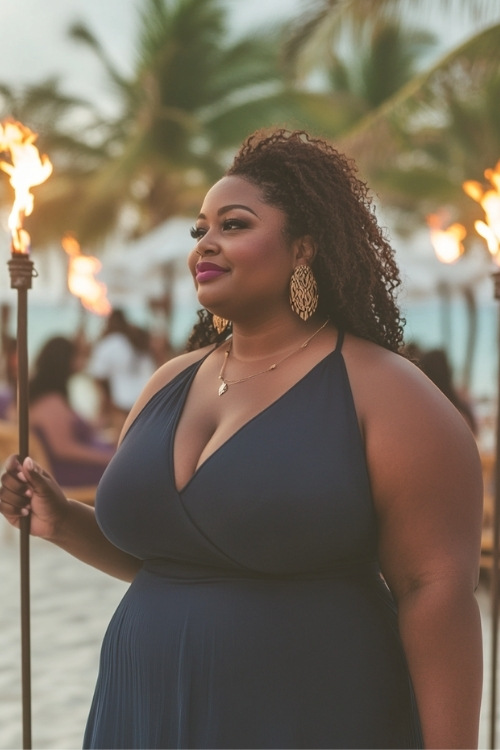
190, 226, 206, 240
222, 218, 246, 231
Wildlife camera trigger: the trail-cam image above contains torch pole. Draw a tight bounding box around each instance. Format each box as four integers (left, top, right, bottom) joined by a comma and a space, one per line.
8, 253, 34, 750
490, 269, 500, 749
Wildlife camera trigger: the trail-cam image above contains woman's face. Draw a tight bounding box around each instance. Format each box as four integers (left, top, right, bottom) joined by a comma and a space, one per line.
188, 176, 297, 322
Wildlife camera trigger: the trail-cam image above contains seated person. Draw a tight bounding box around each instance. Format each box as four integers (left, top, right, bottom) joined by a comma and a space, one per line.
29, 336, 116, 486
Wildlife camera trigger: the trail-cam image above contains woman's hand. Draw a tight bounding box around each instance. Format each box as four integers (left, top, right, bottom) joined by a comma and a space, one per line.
0, 454, 70, 540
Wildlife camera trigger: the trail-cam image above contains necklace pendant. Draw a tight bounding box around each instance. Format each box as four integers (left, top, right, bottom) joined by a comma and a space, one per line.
218, 381, 228, 396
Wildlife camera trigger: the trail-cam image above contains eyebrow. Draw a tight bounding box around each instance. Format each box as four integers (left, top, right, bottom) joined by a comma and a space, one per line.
198, 204, 260, 219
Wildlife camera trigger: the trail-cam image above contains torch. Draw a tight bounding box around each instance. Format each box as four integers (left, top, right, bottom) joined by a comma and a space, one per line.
463, 163, 500, 749
62, 232, 111, 321
427, 210, 467, 351
0, 118, 52, 750
62, 232, 111, 370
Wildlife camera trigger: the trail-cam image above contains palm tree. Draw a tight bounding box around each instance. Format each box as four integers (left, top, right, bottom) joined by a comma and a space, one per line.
282, 0, 500, 213
0, 0, 316, 246
18, 0, 358, 248
0, 78, 114, 247
336, 24, 500, 232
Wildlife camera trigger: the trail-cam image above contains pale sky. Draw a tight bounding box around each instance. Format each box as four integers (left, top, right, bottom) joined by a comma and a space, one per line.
1, 0, 496, 116
0, 0, 304, 113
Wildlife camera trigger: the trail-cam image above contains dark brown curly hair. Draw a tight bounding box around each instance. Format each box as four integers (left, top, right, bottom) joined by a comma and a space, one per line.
186, 128, 405, 353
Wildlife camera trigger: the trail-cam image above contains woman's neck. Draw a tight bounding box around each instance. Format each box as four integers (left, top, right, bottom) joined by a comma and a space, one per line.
228, 313, 327, 363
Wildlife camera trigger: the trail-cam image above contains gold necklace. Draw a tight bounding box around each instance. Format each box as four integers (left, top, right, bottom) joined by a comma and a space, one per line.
217, 318, 329, 396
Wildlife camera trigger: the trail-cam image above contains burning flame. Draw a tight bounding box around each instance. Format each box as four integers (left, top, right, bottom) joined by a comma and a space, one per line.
62, 234, 111, 316
0, 118, 53, 254
463, 160, 500, 262
426, 212, 466, 264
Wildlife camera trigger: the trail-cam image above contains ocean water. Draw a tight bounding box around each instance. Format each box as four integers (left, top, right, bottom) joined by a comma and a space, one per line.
401, 297, 498, 400
2, 292, 498, 448
9, 295, 496, 388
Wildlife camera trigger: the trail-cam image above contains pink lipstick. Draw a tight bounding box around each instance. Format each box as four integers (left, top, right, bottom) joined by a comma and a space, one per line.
195, 262, 229, 283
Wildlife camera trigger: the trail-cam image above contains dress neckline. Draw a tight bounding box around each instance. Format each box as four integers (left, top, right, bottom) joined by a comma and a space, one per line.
172, 335, 344, 494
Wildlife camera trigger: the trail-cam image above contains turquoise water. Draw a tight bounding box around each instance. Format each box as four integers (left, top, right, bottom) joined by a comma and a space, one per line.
401, 297, 498, 399
4, 294, 498, 400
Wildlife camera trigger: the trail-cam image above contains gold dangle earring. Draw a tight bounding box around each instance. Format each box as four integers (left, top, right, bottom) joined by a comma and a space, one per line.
212, 314, 230, 335
289, 265, 318, 321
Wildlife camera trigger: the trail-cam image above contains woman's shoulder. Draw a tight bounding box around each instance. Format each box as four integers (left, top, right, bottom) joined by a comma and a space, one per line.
119, 345, 215, 440
343, 331, 441, 395
151, 345, 215, 387
342, 332, 479, 455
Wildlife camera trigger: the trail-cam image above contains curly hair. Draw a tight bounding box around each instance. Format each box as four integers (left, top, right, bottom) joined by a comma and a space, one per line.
186, 128, 405, 353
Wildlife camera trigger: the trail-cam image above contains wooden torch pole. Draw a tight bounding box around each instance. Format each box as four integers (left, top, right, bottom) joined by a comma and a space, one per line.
490, 269, 500, 749
8, 252, 34, 750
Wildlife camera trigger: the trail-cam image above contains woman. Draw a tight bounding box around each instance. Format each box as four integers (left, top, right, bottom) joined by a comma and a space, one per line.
0, 129, 482, 749
28, 336, 115, 486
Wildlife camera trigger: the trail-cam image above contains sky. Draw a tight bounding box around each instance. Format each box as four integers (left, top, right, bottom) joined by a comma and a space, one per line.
0, 0, 304, 113
1, 0, 497, 114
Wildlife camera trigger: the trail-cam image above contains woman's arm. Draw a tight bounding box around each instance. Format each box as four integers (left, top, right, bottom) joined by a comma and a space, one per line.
0, 455, 141, 582
347, 342, 483, 749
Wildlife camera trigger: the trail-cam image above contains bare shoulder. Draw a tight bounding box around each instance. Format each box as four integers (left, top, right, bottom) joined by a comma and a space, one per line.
144, 346, 214, 394
119, 345, 214, 441
341, 331, 482, 512
342, 332, 475, 441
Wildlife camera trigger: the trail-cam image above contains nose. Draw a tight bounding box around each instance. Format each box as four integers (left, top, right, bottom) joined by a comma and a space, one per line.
195, 235, 219, 257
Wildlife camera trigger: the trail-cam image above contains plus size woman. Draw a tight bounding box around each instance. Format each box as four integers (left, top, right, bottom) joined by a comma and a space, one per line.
1, 129, 482, 749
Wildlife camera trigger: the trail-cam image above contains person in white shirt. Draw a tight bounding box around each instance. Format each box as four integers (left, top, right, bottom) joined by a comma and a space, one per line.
87, 309, 156, 433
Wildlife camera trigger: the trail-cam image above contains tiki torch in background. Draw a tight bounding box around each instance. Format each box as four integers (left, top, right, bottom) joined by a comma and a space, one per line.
0, 118, 53, 750
62, 232, 111, 322
463, 162, 500, 749
62, 233, 111, 366
427, 210, 467, 348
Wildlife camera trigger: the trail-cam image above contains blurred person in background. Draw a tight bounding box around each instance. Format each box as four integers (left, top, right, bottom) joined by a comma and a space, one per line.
419, 348, 478, 436
0, 304, 17, 421
29, 336, 115, 486
87, 308, 157, 435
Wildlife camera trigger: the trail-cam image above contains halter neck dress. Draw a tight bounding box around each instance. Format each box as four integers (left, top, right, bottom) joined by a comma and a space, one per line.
83, 331, 422, 749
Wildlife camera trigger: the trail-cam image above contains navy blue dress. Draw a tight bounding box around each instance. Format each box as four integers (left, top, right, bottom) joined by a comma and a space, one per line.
84, 333, 422, 749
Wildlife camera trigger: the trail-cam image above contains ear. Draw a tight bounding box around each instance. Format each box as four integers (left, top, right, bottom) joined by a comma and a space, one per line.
292, 235, 317, 265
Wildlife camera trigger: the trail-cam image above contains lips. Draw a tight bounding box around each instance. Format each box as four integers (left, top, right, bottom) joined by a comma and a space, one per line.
195, 261, 229, 283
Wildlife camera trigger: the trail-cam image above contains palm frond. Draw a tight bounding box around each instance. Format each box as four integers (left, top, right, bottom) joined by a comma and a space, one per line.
284, 0, 500, 73
336, 22, 500, 161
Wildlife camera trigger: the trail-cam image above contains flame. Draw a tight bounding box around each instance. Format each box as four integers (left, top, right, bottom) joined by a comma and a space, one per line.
426, 212, 466, 264
462, 160, 500, 263
0, 118, 53, 253
62, 234, 111, 316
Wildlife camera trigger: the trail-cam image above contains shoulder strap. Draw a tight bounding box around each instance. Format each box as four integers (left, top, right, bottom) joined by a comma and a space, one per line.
334, 328, 345, 353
